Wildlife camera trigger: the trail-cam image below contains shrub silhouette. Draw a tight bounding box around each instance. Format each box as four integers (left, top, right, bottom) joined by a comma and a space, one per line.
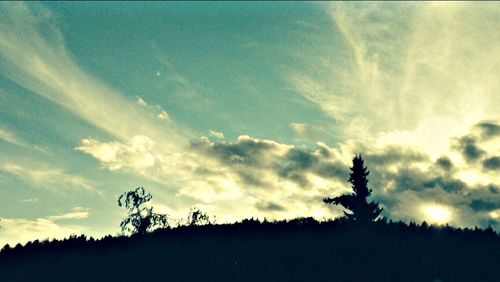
323, 154, 383, 222
118, 187, 169, 235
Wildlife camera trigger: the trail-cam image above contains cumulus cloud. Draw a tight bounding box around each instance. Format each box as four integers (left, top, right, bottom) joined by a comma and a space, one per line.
474, 121, 500, 140
483, 157, 500, 171
74, 120, 500, 229
2, 2, 499, 237
76, 136, 157, 172
453, 135, 486, 163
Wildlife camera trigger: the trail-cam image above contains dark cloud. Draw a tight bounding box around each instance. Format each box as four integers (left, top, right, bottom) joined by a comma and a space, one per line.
255, 201, 286, 212
376, 164, 466, 194
423, 177, 466, 193
475, 121, 500, 140
469, 199, 500, 212
483, 156, 500, 171
190, 133, 500, 230
364, 146, 428, 166
192, 136, 349, 189
489, 185, 499, 194
314, 162, 349, 180
277, 148, 317, 187
453, 135, 485, 162
190, 136, 280, 167
435, 156, 453, 171
236, 169, 268, 187
390, 168, 432, 192
281, 148, 319, 171
277, 148, 349, 186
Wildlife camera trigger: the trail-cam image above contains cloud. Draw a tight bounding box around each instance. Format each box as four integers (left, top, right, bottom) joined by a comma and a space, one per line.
288, 3, 500, 155
289, 122, 335, 141
474, 121, 500, 140
157, 110, 170, 121
209, 130, 224, 139
2, 163, 94, 191
482, 156, 500, 171
2, 2, 499, 233
76, 136, 159, 174
0, 128, 45, 152
136, 96, 148, 107
47, 207, 89, 221
453, 135, 485, 163
435, 156, 453, 171
0, 2, 187, 146
255, 201, 286, 212
0, 207, 89, 247
0, 129, 25, 147
20, 198, 38, 203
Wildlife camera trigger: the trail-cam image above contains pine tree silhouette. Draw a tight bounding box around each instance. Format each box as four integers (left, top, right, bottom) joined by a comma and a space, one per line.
323, 155, 383, 222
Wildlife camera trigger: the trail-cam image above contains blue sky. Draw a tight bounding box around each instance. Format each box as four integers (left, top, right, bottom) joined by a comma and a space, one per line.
1, 2, 499, 246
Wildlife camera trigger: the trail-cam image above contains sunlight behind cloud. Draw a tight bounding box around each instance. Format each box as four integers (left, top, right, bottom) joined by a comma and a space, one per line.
421, 204, 452, 225
1, 2, 500, 246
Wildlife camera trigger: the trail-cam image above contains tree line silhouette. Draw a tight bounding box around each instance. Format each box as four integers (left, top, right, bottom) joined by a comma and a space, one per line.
0, 155, 498, 281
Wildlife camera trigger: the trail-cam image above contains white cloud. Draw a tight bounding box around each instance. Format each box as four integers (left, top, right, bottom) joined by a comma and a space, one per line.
1, 3, 498, 236
209, 130, 224, 139
0, 128, 45, 152
76, 136, 158, 173
0, 207, 89, 247
289, 3, 500, 155
0, 2, 187, 147
289, 122, 335, 141
157, 110, 171, 121
2, 163, 94, 191
47, 207, 89, 221
0, 129, 24, 147
20, 198, 38, 203
136, 96, 148, 107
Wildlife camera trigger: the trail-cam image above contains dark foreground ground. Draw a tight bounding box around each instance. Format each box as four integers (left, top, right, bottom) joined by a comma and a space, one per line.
0, 219, 499, 282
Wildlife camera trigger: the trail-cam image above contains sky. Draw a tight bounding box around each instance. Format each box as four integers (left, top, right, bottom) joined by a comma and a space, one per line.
0, 2, 499, 246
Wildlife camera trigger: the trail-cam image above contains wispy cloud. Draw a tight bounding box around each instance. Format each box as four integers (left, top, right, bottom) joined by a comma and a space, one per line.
47, 207, 89, 221
290, 122, 335, 141
0, 3, 186, 146
288, 3, 500, 156
20, 198, 38, 203
0, 128, 46, 152
0, 207, 89, 247
2, 163, 94, 191
0, 129, 25, 147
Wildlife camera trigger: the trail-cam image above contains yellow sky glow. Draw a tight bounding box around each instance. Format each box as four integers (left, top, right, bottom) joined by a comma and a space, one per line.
421, 204, 452, 224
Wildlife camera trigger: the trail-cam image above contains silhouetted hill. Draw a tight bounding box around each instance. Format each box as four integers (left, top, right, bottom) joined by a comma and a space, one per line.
0, 218, 499, 282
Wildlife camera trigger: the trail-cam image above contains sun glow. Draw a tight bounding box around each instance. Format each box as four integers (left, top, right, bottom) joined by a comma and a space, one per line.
421, 204, 452, 224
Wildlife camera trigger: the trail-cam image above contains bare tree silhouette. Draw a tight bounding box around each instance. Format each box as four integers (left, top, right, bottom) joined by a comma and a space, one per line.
324, 155, 383, 222
118, 187, 169, 235
185, 207, 214, 226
